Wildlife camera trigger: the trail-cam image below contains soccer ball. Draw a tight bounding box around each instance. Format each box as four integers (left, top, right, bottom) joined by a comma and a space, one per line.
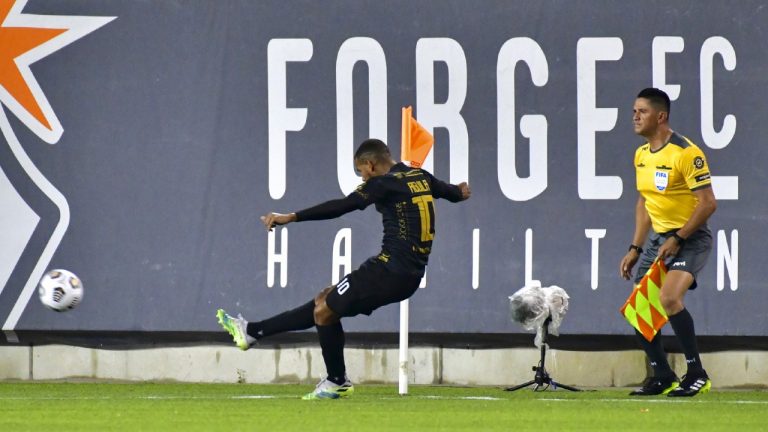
38, 269, 84, 312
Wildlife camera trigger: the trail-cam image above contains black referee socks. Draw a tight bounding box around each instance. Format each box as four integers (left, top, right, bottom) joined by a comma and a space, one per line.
668, 308, 705, 375
635, 330, 675, 378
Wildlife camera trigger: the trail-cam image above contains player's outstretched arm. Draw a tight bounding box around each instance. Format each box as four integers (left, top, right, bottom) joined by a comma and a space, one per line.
457, 182, 471, 201
430, 174, 470, 203
260, 193, 369, 231
260, 212, 297, 231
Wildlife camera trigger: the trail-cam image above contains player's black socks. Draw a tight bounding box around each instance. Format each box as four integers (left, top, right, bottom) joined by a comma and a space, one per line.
668, 308, 705, 375
635, 330, 675, 378
247, 300, 315, 339
317, 321, 346, 384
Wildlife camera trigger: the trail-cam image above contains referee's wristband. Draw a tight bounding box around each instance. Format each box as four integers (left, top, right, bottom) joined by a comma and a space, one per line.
628, 244, 643, 254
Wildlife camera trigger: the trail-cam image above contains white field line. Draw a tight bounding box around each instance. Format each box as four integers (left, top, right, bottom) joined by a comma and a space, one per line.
0, 395, 290, 400
0, 395, 765, 404
410, 396, 503, 401
539, 397, 768, 405
0, 394, 504, 401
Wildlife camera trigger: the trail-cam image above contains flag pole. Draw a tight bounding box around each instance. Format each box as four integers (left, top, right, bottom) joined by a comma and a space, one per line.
398, 105, 434, 395
398, 106, 411, 395
398, 299, 409, 395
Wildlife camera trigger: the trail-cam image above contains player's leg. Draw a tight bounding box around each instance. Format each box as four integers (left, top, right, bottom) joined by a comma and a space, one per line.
303, 285, 354, 400
303, 261, 421, 399
216, 299, 316, 350
248, 300, 316, 339
314, 287, 347, 386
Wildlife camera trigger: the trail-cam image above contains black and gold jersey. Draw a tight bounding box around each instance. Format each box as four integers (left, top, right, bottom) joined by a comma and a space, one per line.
634, 133, 712, 233
295, 162, 463, 276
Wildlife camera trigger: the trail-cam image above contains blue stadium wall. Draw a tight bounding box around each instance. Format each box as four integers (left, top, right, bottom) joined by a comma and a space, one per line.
0, 0, 764, 347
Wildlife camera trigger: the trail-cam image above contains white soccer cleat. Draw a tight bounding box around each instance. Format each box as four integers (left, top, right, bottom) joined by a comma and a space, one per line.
302, 376, 355, 400
216, 309, 256, 350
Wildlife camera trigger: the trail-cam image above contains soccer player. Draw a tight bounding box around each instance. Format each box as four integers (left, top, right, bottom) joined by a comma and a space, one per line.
217, 138, 470, 399
619, 88, 717, 397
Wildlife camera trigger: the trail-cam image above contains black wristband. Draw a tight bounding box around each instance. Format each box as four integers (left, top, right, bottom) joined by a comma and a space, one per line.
671, 232, 686, 244
628, 244, 643, 254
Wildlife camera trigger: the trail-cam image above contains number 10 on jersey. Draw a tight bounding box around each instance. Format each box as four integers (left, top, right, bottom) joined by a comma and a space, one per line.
412, 195, 435, 242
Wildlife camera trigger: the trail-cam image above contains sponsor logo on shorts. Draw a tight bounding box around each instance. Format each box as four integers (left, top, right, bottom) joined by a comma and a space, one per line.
672, 261, 687, 267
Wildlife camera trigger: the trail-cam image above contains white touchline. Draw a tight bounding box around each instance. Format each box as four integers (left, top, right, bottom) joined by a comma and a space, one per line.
540, 397, 768, 405
0, 395, 290, 401
384, 395, 502, 401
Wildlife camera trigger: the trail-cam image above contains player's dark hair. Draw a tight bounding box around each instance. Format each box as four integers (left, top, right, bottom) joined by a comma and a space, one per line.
354, 138, 391, 163
637, 87, 671, 117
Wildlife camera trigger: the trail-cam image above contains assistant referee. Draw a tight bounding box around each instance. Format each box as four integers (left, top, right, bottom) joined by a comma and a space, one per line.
619, 88, 717, 397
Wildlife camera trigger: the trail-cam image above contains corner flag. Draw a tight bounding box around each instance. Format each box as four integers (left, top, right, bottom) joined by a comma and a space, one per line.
400, 106, 433, 168
620, 259, 669, 342
398, 106, 433, 395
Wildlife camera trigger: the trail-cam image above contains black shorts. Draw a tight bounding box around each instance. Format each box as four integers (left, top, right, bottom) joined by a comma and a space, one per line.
325, 258, 422, 318
634, 225, 713, 290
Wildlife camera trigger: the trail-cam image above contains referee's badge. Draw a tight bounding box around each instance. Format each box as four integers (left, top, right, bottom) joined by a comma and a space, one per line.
693, 156, 705, 169
654, 171, 668, 191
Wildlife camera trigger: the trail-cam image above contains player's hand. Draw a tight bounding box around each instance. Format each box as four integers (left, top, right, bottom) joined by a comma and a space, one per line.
260, 212, 296, 231
619, 251, 639, 280
457, 182, 471, 200
657, 237, 681, 260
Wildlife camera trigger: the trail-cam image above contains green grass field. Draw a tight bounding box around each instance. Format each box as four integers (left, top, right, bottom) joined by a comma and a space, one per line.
0, 382, 765, 431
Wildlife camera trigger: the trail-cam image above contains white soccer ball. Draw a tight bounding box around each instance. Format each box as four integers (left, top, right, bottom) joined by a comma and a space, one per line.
38, 269, 84, 312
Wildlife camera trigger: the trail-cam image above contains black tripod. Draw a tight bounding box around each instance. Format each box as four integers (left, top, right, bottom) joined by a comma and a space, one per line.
505, 317, 582, 392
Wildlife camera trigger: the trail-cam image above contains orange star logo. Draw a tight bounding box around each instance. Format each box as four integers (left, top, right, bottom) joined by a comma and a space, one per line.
0, 0, 65, 131
0, 0, 114, 338
0, 0, 114, 143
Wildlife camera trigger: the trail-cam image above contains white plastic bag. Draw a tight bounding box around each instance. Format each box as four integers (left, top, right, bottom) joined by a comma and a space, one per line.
509, 283, 569, 347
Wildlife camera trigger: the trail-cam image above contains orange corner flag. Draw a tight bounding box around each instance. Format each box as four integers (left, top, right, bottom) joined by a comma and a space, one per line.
401, 106, 434, 168
619, 259, 669, 342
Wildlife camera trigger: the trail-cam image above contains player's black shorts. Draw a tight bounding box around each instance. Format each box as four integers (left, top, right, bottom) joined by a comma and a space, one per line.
634, 225, 713, 290
325, 258, 422, 318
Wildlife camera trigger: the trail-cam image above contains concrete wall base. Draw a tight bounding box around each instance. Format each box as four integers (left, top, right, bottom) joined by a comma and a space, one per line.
1, 345, 766, 388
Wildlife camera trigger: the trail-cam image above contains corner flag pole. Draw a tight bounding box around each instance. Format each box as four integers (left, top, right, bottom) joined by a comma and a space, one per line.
398, 299, 409, 395
398, 106, 433, 395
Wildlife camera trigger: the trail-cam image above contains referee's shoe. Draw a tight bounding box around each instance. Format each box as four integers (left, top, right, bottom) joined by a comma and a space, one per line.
667, 373, 711, 397
629, 375, 680, 396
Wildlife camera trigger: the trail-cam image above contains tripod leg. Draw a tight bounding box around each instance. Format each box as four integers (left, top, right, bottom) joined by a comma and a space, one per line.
551, 381, 582, 392
504, 380, 536, 392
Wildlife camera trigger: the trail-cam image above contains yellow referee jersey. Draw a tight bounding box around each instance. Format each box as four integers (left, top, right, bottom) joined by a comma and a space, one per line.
634, 133, 712, 233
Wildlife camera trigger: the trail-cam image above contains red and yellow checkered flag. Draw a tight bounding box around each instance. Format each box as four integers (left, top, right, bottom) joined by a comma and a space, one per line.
620, 259, 669, 342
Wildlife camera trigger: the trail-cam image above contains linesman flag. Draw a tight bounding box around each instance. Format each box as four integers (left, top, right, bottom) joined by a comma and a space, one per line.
620, 259, 669, 342
400, 106, 433, 168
